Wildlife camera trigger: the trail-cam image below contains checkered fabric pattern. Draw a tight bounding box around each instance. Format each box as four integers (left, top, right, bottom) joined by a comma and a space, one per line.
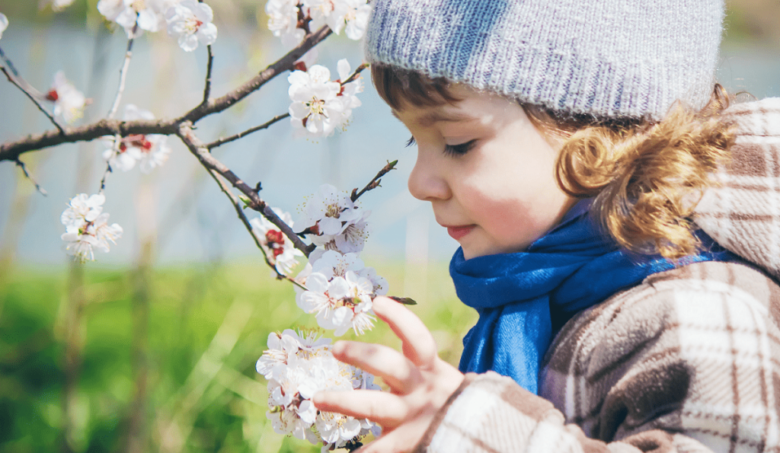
417, 100, 780, 453
696, 98, 780, 280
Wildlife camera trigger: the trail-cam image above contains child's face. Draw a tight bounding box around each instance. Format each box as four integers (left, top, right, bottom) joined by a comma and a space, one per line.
393, 85, 577, 260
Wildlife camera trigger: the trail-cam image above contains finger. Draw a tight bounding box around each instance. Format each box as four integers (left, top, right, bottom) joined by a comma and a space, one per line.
357, 423, 420, 453
313, 389, 409, 428
372, 296, 438, 368
332, 341, 423, 394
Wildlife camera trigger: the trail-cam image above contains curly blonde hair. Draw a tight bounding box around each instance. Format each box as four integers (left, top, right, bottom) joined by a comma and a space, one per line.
371, 65, 737, 260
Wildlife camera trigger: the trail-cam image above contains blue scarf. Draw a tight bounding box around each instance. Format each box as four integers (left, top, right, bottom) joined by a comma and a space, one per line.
450, 201, 735, 393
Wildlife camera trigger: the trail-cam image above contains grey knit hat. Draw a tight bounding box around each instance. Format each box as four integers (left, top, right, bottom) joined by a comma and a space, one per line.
365, 0, 725, 120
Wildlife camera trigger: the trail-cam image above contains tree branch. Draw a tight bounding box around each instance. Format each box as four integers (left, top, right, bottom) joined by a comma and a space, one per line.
176, 123, 315, 257
0, 25, 332, 163
351, 160, 398, 202
107, 22, 138, 119
0, 118, 178, 162
1, 66, 65, 135
206, 113, 289, 149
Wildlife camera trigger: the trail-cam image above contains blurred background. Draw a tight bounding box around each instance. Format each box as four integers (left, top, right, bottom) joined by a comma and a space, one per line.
0, 0, 778, 451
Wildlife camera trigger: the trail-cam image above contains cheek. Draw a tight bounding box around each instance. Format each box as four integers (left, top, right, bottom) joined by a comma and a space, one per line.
458, 146, 565, 247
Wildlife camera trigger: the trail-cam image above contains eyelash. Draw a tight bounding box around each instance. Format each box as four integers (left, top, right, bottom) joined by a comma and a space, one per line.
405, 136, 477, 157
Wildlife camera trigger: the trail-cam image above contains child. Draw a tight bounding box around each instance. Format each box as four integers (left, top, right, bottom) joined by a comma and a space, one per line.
314, 0, 780, 451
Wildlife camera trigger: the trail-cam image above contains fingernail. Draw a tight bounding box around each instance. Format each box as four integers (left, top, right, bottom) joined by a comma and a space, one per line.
388, 296, 417, 305
332, 341, 346, 355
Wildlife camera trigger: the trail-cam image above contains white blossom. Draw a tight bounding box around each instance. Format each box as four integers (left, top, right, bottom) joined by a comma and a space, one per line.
61, 194, 123, 263
310, 207, 369, 255
302, 0, 334, 32
298, 272, 354, 335
333, 58, 364, 129
331, 0, 371, 40
61, 193, 105, 230
0, 13, 7, 40
45, 71, 87, 125
91, 214, 124, 251
298, 268, 376, 336
344, 271, 375, 335
358, 266, 389, 296
265, 0, 300, 42
39, 0, 76, 12
316, 411, 361, 445
250, 209, 303, 275
302, 0, 369, 40
288, 65, 346, 137
102, 105, 171, 174
165, 0, 217, 52
295, 184, 361, 237
310, 250, 363, 279
287, 59, 363, 137
265, 0, 318, 67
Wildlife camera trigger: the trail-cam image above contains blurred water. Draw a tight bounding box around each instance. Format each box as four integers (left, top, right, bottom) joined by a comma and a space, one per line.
0, 23, 778, 267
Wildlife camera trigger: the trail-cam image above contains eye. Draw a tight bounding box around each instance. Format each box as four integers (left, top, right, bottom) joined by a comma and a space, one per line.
405, 136, 416, 147
443, 139, 477, 157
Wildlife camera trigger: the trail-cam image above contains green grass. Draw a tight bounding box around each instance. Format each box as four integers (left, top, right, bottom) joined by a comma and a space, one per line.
0, 260, 475, 453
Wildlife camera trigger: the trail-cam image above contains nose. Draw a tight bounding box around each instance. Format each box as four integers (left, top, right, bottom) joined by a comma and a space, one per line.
407, 149, 451, 202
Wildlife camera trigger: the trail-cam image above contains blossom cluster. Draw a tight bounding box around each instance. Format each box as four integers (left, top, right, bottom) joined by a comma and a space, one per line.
102, 105, 171, 174
97, 0, 216, 51
257, 329, 380, 449
60, 193, 123, 263
266, 0, 370, 46
294, 184, 387, 336
256, 185, 389, 448
288, 59, 364, 137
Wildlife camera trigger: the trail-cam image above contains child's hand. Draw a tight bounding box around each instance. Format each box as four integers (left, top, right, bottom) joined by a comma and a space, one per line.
313, 296, 465, 452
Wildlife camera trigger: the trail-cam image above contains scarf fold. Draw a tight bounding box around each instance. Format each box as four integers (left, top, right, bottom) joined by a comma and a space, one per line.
451, 201, 735, 393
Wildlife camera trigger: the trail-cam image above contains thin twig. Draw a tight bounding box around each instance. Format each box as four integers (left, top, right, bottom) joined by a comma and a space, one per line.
15, 158, 47, 196
0, 47, 46, 98
0, 46, 21, 78
205, 168, 281, 276
206, 113, 289, 149
206, 167, 310, 290
107, 21, 138, 119
342, 62, 369, 85
351, 159, 398, 202
201, 45, 214, 106
98, 158, 113, 193
181, 25, 332, 122
1, 66, 65, 135
176, 123, 315, 257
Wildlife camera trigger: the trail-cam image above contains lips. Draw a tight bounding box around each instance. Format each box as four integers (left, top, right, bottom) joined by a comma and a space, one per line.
446, 225, 475, 241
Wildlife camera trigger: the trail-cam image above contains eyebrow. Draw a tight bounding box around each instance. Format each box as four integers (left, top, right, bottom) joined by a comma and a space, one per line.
391, 109, 475, 127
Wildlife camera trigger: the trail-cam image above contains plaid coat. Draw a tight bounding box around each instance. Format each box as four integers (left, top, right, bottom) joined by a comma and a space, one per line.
418, 98, 780, 453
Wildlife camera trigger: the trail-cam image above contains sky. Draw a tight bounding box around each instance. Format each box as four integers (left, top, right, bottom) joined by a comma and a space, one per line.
0, 20, 779, 268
